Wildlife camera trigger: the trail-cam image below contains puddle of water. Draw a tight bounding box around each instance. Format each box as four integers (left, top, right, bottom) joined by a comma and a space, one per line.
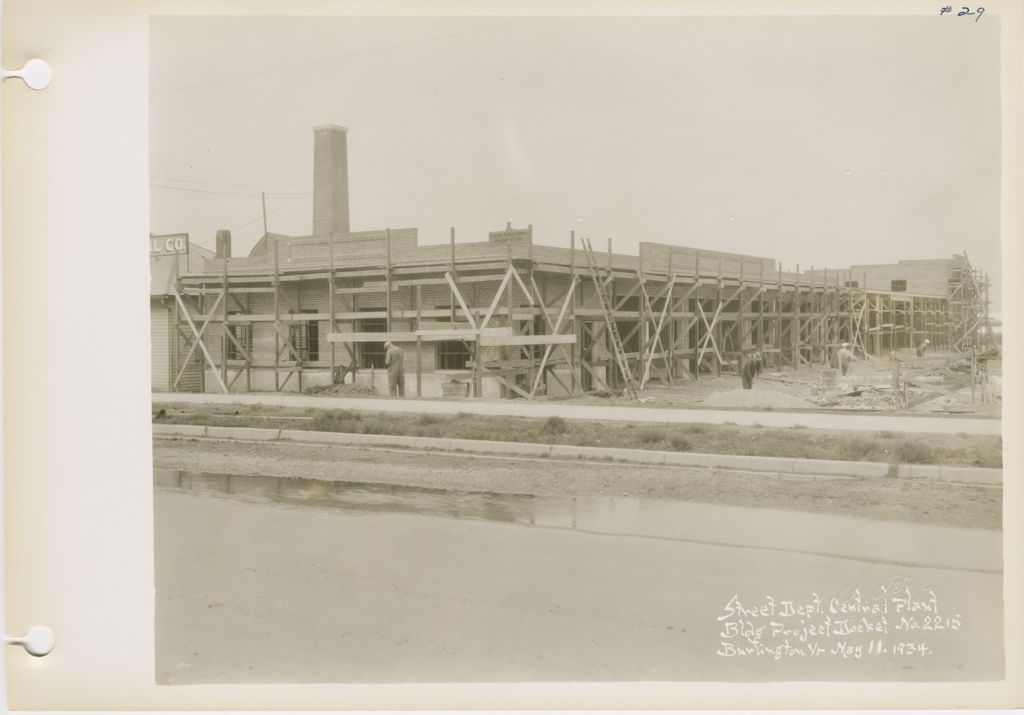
154, 469, 1000, 573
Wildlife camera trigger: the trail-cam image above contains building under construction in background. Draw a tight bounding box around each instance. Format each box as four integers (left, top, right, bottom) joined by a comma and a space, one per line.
150, 125, 997, 399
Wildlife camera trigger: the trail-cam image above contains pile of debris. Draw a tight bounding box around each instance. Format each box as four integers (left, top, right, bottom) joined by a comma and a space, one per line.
304, 382, 376, 396
811, 382, 899, 410
701, 389, 812, 409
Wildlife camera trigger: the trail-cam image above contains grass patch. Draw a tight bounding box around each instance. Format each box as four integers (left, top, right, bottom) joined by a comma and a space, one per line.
636, 427, 664, 444
836, 436, 876, 461
307, 410, 363, 432
541, 416, 569, 436
669, 435, 693, 452
892, 440, 935, 464
155, 402, 1002, 468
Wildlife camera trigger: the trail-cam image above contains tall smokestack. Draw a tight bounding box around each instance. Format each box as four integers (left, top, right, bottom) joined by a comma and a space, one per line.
215, 229, 232, 258
312, 125, 350, 239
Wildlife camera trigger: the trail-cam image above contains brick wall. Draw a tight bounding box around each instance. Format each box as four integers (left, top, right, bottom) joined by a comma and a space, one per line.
312, 125, 350, 238
639, 243, 776, 278
847, 259, 954, 296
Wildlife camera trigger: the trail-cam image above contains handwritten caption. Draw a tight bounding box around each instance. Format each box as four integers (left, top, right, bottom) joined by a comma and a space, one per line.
717, 580, 961, 660
940, 6, 985, 21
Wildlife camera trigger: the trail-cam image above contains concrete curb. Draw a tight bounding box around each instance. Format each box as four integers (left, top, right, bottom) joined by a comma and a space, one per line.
152, 424, 1002, 485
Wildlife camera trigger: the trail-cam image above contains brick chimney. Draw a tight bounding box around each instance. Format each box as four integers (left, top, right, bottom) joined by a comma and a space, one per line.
215, 229, 232, 258
312, 125, 350, 240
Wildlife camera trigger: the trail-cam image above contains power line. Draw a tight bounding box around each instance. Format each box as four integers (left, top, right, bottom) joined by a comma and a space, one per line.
156, 192, 312, 251
150, 183, 308, 198
152, 176, 312, 188
230, 192, 312, 233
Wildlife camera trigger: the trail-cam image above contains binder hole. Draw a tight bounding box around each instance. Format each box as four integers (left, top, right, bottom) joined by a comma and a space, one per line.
2, 58, 53, 90
15, 625, 55, 657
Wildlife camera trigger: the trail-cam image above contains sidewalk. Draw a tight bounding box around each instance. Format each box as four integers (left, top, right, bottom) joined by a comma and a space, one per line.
155, 392, 1001, 436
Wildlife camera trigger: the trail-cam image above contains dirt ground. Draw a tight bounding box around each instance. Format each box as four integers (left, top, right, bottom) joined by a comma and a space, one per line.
562, 350, 1001, 417
156, 488, 1003, 684
153, 438, 1001, 530
301, 348, 1002, 418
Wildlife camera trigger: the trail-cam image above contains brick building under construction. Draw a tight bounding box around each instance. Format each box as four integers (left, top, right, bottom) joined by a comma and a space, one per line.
150, 125, 995, 398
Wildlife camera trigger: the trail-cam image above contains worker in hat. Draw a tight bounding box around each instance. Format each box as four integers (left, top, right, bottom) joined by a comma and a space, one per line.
741, 351, 763, 390
916, 339, 931, 357
383, 341, 405, 397
836, 342, 855, 377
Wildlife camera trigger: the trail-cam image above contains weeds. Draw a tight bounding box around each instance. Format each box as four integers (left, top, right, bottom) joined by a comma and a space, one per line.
669, 435, 693, 451
309, 410, 363, 433
837, 437, 876, 461
637, 427, 664, 444
893, 440, 934, 464
541, 416, 569, 436
155, 402, 1002, 468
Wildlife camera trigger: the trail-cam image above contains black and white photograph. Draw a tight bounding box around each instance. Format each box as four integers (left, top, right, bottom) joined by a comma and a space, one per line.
145, 14, 1008, 687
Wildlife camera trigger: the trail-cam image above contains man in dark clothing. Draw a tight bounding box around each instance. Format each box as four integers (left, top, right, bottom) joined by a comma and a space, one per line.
916, 339, 930, 357
384, 341, 405, 397
741, 352, 762, 390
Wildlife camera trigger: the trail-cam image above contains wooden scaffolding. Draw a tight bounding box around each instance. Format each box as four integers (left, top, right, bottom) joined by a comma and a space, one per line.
166, 231, 974, 398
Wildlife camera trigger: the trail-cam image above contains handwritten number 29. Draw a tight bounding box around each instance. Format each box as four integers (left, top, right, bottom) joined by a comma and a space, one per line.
941, 6, 985, 20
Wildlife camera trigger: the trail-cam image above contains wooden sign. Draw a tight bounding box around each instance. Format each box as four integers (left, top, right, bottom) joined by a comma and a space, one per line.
150, 233, 190, 256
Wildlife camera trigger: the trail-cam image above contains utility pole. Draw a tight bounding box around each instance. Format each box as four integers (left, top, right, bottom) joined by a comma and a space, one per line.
261, 192, 268, 235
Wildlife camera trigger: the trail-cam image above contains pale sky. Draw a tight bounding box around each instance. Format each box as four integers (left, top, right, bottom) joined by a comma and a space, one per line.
150, 15, 1001, 303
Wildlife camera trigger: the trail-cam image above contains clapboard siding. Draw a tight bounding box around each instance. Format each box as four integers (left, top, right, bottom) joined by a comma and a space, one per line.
150, 302, 170, 392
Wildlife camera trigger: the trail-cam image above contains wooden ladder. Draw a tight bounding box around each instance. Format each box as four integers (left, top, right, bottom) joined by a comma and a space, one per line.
581, 238, 639, 400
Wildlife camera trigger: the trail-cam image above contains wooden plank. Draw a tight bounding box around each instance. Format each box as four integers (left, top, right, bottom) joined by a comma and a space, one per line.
509, 267, 535, 306
328, 331, 419, 343
415, 285, 422, 398
471, 357, 567, 370
445, 272, 478, 331
327, 327, 513, 343
529, 274, 579, 397
385, 228, 392, 331
489, 374, 532, 400
480, 267, 513, 331
479, 334, 577, 347
465, 366, 531, 378
173, 291, 229, 394
172, 291, 224, 388
180, 286, 276, 295
416, 327, 511, 340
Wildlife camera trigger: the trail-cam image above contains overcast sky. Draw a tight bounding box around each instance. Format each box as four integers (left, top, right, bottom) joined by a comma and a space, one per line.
150, 15, 1001, 303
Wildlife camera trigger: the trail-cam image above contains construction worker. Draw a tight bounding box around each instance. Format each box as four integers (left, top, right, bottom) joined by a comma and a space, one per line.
837, 342, 855, 377
383, 341, 405, 397
741, 352, 762, 390
916, 339, 931, 357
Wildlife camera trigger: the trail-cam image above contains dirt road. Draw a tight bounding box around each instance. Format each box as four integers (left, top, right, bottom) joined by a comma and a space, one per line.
155, 470, 1002, 684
